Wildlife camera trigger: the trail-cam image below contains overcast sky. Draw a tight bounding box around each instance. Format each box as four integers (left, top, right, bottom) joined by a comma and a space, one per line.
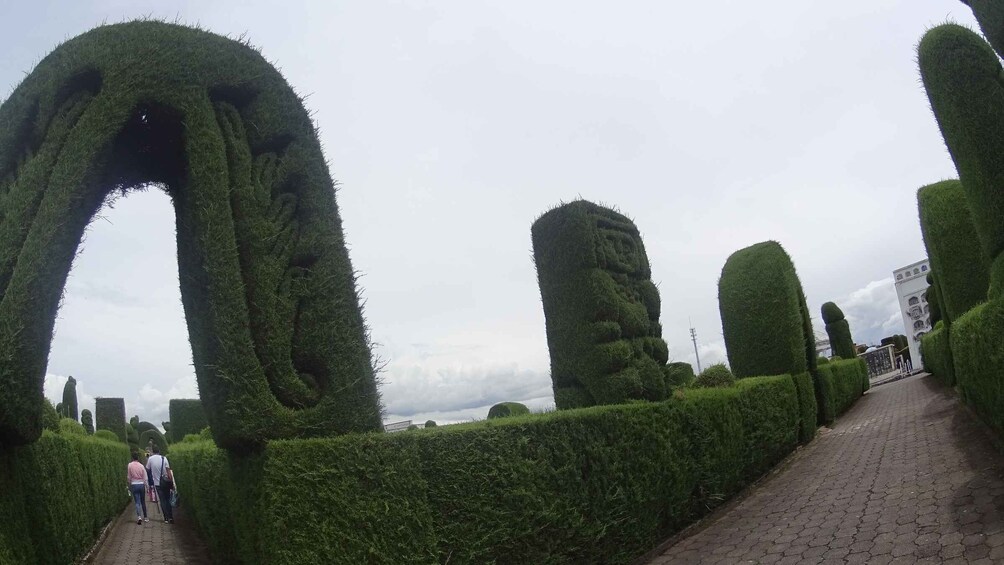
0, 1, 978, 428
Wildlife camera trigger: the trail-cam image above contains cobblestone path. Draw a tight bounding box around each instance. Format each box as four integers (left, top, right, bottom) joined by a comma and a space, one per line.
88, 495, 211, 564
648, 373, 1004, 564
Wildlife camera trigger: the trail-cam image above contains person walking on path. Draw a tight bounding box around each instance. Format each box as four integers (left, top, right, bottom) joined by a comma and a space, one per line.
126, 453, 148, 525
146, 444, 175, 524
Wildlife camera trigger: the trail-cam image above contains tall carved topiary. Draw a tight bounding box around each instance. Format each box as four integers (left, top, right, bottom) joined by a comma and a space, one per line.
0, 21, 382, 449
821, 302, 856, 359
919, 6, 1004, 433
532, 200, 669, 409
169, 399, 209, 441
80, 409, 94, 435
917, 180, 989, 322
94, 398, 126, 443
60, 376, 78, 421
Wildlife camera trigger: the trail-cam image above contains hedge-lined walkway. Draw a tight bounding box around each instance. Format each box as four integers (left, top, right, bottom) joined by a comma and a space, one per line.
648, 373, 1004, 564
88, 500, 211, 564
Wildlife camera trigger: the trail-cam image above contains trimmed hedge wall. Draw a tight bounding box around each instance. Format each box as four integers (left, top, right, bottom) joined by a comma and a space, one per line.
173, 375, 802, 565
952, 302, 1004, 432
0, 20, 382, 449
917, 180, 989, 322
169, 399, 209, 441
531, 200, 670, 409
814, 358, 867, 424
921, 322, 955, 386
0, 431, 129, 563
94, 397, 126, 443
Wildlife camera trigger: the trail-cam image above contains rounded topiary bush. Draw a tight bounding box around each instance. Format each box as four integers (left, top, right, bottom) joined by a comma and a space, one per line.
139, 428, 169, 455
58, 418, 86, 436
693, 363, 736, 388
665, 362, 696, 388
425, 420, 437, 428
93, 429, 120, 442
817, 357, 830, 365
487, 402, 530, 420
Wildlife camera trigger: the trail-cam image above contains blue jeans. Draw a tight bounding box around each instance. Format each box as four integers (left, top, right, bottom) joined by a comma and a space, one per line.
157, 484, 174, 521
130, 483, 147, 518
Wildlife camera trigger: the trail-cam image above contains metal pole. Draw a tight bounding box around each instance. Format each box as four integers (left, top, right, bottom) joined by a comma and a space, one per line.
690, 324, 702, 374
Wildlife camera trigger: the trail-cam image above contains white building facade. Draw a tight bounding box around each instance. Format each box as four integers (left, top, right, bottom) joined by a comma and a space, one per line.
893, 259, 933, 369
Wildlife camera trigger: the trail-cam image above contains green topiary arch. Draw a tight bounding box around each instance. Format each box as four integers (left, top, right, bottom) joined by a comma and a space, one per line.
0, 21, 381, 450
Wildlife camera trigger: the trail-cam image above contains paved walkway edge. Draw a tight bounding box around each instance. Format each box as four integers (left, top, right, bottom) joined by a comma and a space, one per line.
80, 501, 128, 564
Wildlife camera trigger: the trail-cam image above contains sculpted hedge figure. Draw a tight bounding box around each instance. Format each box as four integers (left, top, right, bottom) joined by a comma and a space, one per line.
0, 21, 381, 450
532, 200, 669, 409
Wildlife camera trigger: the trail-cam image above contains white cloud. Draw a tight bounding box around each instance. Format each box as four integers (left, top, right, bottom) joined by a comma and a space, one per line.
838, 277, 904, 346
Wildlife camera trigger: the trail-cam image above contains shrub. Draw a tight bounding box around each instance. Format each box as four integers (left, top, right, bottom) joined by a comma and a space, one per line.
487, 402, 530, 420
692, 363, 735, 388
80, 409, 94, 435
93, 430, 120, 443
830, 359, 866, 416
95, 398, 126, 443
926, 285, 943, 326
0, 20, 382, 449
0, 431, 129, 563
814, 365, 836, 425
921, 322, 955, 386
531, 200, 670, 408
61, 377, 78, 421
918, 180, 990, 322
135, 421, 158, 435
58, 418, 86, 436
820, 302, 856, 359
169, 399, 209, 441
665, 362, 696, 388
41, 400, 60, 433
424, 420, 437, 428
172, 375, 799, 565
817, 357, 830, 365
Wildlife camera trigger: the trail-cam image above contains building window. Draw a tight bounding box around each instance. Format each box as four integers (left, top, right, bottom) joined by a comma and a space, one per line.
897, 274, 903, 280
924, 305, 930, 313
914, 268, 920, 275
921, 265, 928, 272
908, 296, 919, 306
914, 320, 925, 330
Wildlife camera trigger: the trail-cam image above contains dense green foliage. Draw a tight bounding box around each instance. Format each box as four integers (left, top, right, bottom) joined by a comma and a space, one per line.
917, 180, 989, 322
921, 322, 955, 386
172, 375, 801, 565
792, 372, 817, 443
139, 428, 169, 455
424, 420, 437, 428
665, 361, 695, 388
531, 200, 669, 409
0, 20, 381, 449
926, 285, 943, 326
80, 409, 94, 435
94, 398, 126, 442
487, 402, 530, 420
692, 363, 735, 388
58, 418, 86, 436
820, 302, 856, 359
814, 366, 836, 425
814, 359, 868, 425
0, 429, 129, 563
964, 0, 1004, 60
93, 429, 119, 443
718, 242, 809, 379
169, 399, 209, 440
59, 377, 77, 421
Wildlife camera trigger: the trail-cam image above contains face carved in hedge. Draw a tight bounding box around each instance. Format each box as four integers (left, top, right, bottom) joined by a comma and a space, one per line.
533, 201, 669, 410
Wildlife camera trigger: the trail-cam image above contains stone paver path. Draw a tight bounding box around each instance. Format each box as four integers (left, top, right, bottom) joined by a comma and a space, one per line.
88, 494, 211, 564
649, 373, 1004, 564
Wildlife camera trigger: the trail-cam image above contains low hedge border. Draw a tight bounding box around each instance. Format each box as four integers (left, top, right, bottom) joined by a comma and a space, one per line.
815, 358, 867, 424
173, 374, 801, 565
921, 323, 955, 387
0, 431, 129, 564
951, 301, 1003, 432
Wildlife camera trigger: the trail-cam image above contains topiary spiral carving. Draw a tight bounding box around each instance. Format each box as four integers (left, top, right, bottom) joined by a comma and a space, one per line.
0, 21, 381, 450
532, 200, 669, 409
820, 302, 856, 360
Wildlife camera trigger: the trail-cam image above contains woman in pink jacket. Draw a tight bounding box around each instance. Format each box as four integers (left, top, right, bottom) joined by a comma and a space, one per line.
127, 452, 149, 525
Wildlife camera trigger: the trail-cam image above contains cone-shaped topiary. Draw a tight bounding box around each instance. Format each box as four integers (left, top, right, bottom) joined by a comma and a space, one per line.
95, 398, 126, 442
487, 402, 530, 420
692, 363, 735, 388
80, 409, 94, 435
820, 302, 856, 359
0, 21, 381, 449
918, 180, 990, 322
61, 376, 78, 421
532, 200, 669, 409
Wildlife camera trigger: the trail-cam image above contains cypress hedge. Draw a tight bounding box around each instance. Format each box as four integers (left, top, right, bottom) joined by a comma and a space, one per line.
718, 241, 818, 442
139, 428, 169, 455
80, 409, 94, 435
169, 399, 209, 440
61, 377, 78, 421
0, 429, 129, 563
921, 322, 955, 386
665, 361, 695, 388
487, 402, 530, 420
821, 302, 856, 359
94, 397, 126, 443
0, 20, 382, 450
917, 180, 989, 322
531, 200, 669, 409
172, 375, 800, 565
